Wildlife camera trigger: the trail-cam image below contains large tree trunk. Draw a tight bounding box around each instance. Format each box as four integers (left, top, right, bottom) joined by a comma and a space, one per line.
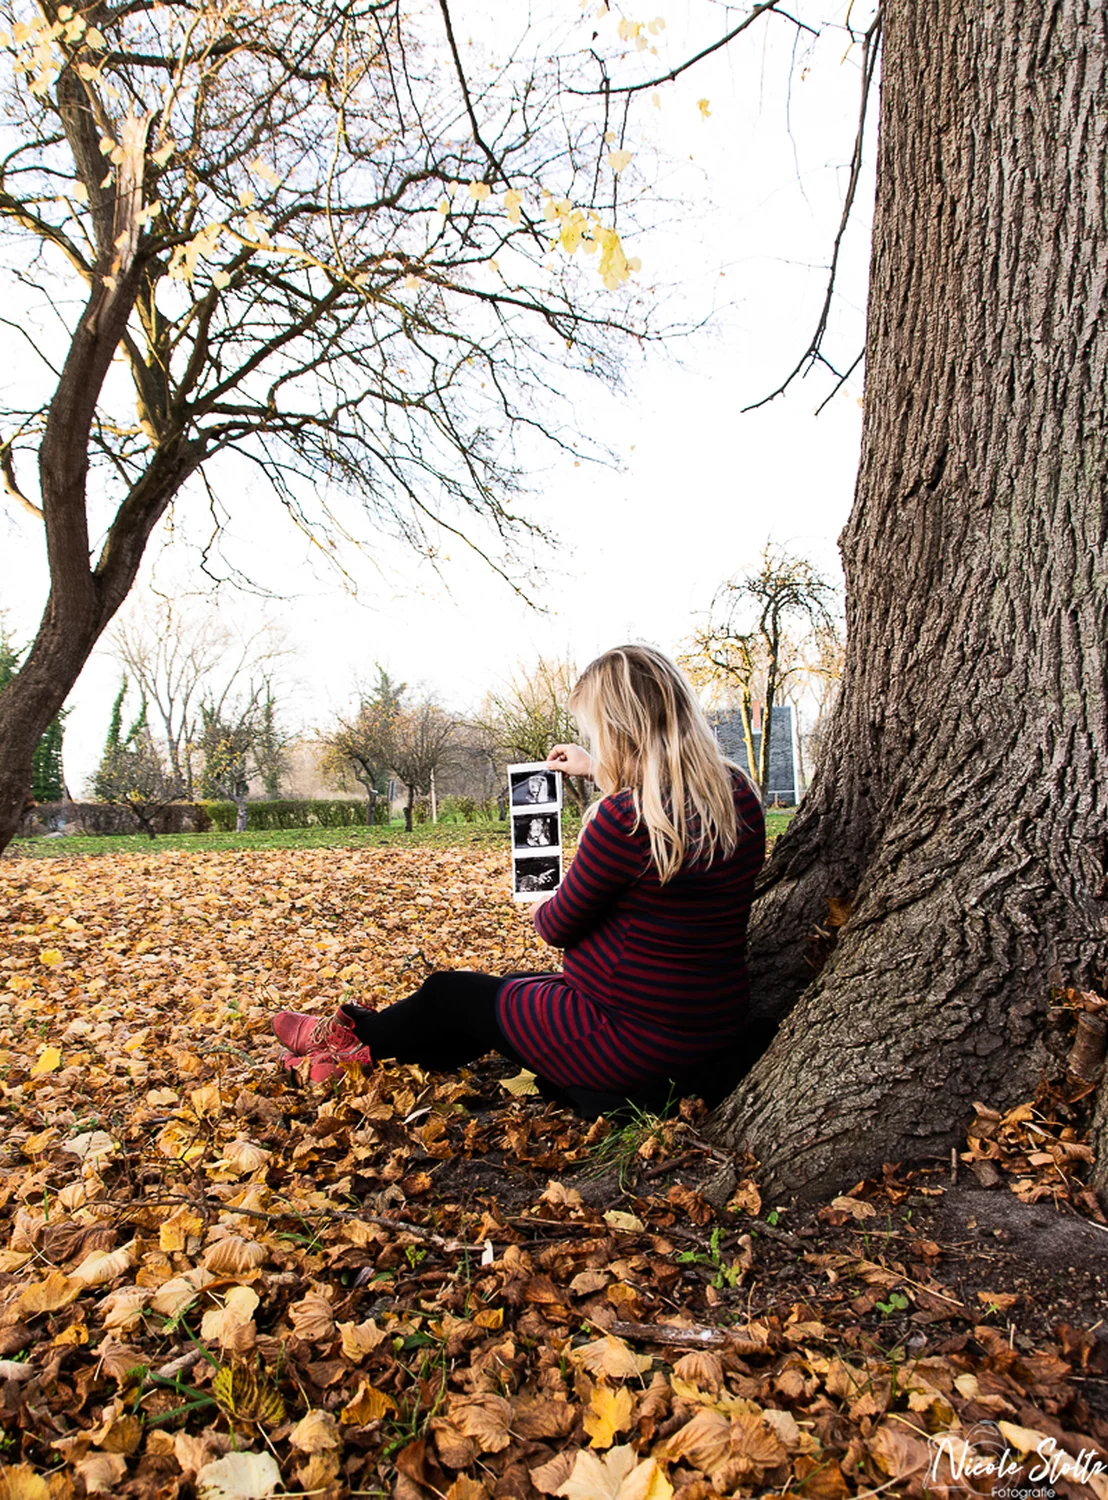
710, 0, 1108, 1202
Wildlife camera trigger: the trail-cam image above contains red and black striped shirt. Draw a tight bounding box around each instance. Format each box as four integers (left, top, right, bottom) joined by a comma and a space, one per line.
496, 769, 765, 1091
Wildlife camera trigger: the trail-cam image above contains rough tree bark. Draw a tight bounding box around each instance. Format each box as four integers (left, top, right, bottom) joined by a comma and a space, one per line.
710, 0, 1108, 1201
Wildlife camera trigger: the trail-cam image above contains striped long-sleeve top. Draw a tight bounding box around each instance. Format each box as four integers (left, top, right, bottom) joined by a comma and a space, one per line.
496, 769, 765, 1092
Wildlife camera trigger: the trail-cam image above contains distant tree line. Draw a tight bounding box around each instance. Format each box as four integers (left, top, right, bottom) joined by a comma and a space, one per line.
17, 554, 844, 839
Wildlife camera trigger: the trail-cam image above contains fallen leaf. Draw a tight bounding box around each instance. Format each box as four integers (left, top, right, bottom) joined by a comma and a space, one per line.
671, 1351, 724, 1392
203, 1237, 266, 1275
71, 1241, 135, 1287
447, 1393, 513, 1453
573, 1335, 652, 1380
603, 1210, 644, 1233
338, 1318, 388, 1359
445, 1479, 488, 1500
829, 1196, 877, 1220
501, 1069, 540, 1096
976, 1290, 1020, 1312
584, 1383, 633, 1448
196, 1450, 283, 1500
16, 1270, 81, 1315
556, 1445, 672, 1500
74, 1452, 127, 1493
341, 1381, 396, 1424
289, 1291, 335, 1342
289, 1408, 341, 1453
62, 1130, 116, 1162
531, 1452, 577, 1496
211, 1365, 285, 1426
0, 1464, 50, 1500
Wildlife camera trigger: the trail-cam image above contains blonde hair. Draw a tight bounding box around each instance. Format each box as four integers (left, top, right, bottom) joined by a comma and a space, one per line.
569, 644, 753, 884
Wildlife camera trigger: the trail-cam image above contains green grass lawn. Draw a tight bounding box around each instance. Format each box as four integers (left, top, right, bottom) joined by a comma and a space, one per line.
5, 809, 796, 860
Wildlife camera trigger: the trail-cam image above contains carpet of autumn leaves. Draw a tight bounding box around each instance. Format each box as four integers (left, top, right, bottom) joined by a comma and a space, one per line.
1, 845, 1108, 1500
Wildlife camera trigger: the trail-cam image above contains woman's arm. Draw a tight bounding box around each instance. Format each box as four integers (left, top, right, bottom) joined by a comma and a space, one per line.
533, 794, 644, 948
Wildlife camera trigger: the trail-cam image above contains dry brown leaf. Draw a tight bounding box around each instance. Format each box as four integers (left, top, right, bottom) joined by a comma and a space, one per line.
446, 1393, 513, 1453
513, 1397, 577, 1439
867, 1421, 933, 1482
570, 1270, 611, 1296
288, 1291, 335, 1342
289, 1408, 341, 1454
341, 1381, 396, 1424
445, 1478, 488, 1500
727, 1179, 762, 1216
573, 1335, 652, 1380
338, 1317, 387, 1359
430, 1418, 477, 1469
221, 1140, 270, 1175
15, 1271, 81, 1316
976, 1290, 1020, 1311
531, 1452, 577, 1497
540, 1180, 584, 1208
202, 1236, 267, 1275
829, 1196, 877, 1220
793, 1452, 851, 1498
158, 1206, 204, 1252
671, 1351, 723, 1393
603, 1210, 645, 1233
200, 1286, 259, 1349
663, 1408, 787, 1488
70, 1241, 135, 1288
97, 1286, 150, 1331
0, 1464, 51, 1500
294, 1453, 341, 1492
555, 1446, 672, 1500
73, 1453, 127, 1495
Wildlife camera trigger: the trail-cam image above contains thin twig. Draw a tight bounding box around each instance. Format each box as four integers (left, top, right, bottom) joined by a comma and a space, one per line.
743, 7, 883, 412
569, 2, 816, 97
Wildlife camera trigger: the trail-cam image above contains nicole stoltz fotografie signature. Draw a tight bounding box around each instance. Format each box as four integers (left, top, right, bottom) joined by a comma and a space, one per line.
927, 1421, 1108, 1496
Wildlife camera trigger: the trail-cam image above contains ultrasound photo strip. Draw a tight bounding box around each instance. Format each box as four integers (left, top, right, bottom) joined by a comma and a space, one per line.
507, 762, 563, 902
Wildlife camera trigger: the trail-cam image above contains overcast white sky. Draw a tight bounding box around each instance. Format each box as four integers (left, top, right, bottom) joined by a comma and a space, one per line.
1, 1, 877, 793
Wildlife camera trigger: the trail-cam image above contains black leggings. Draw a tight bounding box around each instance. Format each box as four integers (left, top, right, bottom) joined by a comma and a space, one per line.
344, 969, 760, 1120
345, 970, 534, 1072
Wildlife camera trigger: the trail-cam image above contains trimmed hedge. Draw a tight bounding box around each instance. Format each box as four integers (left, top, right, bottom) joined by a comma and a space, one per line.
201, 798, 386, 832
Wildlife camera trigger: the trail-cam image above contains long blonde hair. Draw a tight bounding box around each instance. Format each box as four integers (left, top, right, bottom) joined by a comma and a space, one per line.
570, 644, 752, 884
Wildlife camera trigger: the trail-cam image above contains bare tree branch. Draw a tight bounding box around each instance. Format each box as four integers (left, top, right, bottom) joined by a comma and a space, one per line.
743, 8, 882, 411
1, 444, 43, 521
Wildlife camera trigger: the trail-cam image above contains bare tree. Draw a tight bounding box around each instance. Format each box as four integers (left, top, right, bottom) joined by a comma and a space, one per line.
682, 547, 836, 794
780, 621, 845, 793
112, 596, 285, 796
195, 679, 286, 831
318, 669, 405, 826
389, 698, 457, 834
475, 657, 588, 813
0, 0, 660, 850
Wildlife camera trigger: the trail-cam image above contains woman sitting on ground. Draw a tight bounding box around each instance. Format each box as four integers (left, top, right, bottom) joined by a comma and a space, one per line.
273, 645, 765, 1115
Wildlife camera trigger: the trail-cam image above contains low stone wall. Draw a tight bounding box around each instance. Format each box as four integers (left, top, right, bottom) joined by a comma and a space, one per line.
18, 801, 212, 838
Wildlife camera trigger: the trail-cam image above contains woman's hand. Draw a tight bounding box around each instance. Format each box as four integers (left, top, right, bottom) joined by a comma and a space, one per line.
517, 892, 554, 927
547, 743, 593, 778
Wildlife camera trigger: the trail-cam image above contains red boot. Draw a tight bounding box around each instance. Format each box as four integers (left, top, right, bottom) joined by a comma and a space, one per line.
272, 1007, 374, 1077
